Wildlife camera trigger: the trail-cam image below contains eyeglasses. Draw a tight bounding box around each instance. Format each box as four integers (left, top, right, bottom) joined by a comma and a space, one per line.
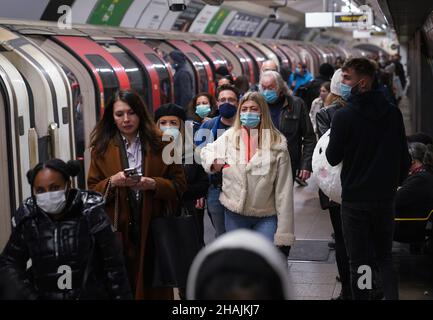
218, 98, 237, 104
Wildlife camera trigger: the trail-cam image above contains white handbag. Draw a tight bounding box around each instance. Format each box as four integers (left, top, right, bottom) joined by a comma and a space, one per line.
312, 129, 343, 204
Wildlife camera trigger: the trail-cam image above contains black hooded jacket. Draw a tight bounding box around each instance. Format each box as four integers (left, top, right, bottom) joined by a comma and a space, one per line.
0, 189, 132, 300
326, 90, 411, 202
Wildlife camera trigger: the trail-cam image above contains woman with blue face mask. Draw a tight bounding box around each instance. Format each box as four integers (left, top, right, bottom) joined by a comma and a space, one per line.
0, 159, 132, 300
187, 93, 218, 135
201, 92, 295, 257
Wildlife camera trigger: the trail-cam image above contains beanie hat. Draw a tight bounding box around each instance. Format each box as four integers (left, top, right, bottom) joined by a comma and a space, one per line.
154, 103, 186, 122
169, 50, 186, 65
319, 63, 335, 79
330, 68, 343, 96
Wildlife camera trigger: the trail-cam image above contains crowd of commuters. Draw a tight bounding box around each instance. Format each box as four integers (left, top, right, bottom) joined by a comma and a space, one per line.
2, 47, 432, 302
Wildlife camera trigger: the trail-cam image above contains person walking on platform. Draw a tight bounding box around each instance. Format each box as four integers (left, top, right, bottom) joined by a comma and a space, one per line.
0, 159, 132, 300
195, 85, 240, 238
259, 70, 316, 186
200, 91, 294, 257
315, 69, 350, 299
187, 92, 218, 135
288, 62, 313, 95
87, 90, 186, 300
326, 58, 411, 300
168, 50, 195, 110
154, 103, 209, 247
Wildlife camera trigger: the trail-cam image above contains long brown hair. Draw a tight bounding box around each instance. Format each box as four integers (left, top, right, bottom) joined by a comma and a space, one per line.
187, 92, 218, 122
324, 92, 347, 108
89, 89, 161, 158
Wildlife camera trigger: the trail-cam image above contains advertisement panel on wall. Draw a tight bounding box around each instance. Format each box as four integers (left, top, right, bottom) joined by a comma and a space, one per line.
189, 5, 220, 33
1, 0, 50, 21
204, 8, 231, 34
277, 23, 303, 40
136, 0, 170, 30
87, 0, 134, 26
171, 0, 205, 32
258, 20, 284, 39
223, 12, 264, 37
71, 0, 98, 23
120, 0, 151, 27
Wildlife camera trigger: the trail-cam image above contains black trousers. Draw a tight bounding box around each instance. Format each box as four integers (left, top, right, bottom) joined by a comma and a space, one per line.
341, 201, 398, 300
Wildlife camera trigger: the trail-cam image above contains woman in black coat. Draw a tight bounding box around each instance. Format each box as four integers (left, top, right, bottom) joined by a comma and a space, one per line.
0, 159, 132, 300
395, 143, 433, 242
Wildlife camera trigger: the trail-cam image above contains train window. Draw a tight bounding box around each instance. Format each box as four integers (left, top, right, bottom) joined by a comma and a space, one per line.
186, 53, 208, 93
111, 51, 151, 108
85, 54, 119, 108
144, 53, 172, 105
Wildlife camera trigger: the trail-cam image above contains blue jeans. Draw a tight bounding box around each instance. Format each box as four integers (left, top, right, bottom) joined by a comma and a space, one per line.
341, 200, 398, 300
207, 185, 226, 237
224, 208, 277, 243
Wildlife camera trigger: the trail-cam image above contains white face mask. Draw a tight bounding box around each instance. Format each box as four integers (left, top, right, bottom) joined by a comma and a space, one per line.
35, 189, 67, 214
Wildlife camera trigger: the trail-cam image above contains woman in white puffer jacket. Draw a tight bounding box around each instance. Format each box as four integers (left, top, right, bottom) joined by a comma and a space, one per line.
200, 91, 295, 251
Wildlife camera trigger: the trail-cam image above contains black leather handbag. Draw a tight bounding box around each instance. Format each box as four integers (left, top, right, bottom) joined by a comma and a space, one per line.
150, 182, 203, 288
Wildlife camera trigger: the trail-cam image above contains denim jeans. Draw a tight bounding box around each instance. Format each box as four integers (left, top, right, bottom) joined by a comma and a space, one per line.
207, 185, 226, 237
224, 208, 277, 243
341, 200, 398, 300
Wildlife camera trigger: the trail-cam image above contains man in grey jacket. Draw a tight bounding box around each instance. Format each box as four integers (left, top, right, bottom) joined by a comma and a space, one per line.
168, 50, 195, 110
259, 71, 317, 183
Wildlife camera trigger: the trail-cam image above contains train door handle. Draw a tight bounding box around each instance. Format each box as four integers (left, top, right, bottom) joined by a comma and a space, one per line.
28, 128, 39, 169
48, 122, 60, 159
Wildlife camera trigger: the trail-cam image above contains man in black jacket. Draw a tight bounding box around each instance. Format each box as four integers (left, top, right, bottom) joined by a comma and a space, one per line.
326, 58, 411, 300
259, 70, 316, 183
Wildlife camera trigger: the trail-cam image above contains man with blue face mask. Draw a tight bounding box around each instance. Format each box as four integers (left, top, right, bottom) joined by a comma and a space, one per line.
194, 85, 240, 238
326, 58, 411, 300
259, 71, 316, 185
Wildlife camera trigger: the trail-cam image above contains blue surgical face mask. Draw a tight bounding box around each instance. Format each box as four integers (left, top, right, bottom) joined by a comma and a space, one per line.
160, 125, 180, 140
295, 67, 301, 74
218, 102, 237, 119
340, 83, 352, 101
240, 112, 261, 128
261, 90, 278, 104
195, 104, 211, 118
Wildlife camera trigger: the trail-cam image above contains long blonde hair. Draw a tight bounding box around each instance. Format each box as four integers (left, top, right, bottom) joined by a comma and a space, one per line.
233, 91, 283, 149
324, 92, 347, 107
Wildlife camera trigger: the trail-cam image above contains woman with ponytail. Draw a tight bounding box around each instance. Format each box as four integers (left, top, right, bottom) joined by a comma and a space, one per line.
395, 143, 433, 222
0, 159, 132, 300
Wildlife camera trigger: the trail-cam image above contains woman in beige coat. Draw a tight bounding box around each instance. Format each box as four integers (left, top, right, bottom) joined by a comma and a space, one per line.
200, 92, 294, 253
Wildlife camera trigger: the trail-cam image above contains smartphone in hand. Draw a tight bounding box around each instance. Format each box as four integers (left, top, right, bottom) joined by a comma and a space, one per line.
124, 167, 142, 182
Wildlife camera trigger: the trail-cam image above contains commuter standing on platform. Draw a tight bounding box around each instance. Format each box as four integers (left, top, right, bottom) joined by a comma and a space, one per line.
187, 92, 218, 135
288, 62, 313, 95
0, 159, 131, 300
168, 50, 195, 110
87, 90, 186, 300
326, 58, 411, 300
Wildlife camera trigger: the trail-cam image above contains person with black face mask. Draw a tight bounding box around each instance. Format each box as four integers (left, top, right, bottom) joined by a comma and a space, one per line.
195, 84, 240, 238
0, 159, 132, 300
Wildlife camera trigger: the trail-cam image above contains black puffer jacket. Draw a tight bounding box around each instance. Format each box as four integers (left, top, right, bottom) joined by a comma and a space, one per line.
0, 189, 132, 300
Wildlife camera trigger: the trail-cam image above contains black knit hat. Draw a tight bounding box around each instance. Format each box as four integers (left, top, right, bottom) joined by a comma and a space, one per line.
154, 103, 186, 122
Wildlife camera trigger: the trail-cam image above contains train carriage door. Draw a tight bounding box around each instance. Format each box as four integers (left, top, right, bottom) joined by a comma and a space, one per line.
191, 41, 229, 80
219, 41, 255, 86
238, 43, 266, 84
0, 78, 12, 250
0, 54, 31, 250
167, 40, 215, 97
53, 36, 130, 118
29, 36, 98, 189
116, 38, 171, 113
100, 43, 150, 111
0, 27, 73, 165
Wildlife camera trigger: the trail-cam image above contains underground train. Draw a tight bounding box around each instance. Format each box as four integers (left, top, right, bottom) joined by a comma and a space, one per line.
0, 19, 365, 248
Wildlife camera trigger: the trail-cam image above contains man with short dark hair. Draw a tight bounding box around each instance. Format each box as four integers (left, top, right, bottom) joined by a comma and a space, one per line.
326, 58, 411, 300
195, 84, 240, 238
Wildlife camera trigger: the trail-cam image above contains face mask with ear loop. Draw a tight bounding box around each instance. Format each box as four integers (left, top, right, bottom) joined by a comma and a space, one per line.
35, 187, 68, 215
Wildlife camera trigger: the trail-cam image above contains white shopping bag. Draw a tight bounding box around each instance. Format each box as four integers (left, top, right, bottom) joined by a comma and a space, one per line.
312, 129, 342, 203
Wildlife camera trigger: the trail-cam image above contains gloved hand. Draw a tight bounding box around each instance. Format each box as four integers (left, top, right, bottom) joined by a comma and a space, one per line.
278, 245, 291, 257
